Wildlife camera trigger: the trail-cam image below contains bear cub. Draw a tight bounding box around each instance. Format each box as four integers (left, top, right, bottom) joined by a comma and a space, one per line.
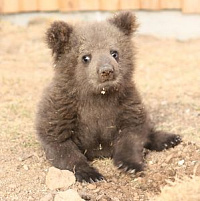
36, 12, 181, 182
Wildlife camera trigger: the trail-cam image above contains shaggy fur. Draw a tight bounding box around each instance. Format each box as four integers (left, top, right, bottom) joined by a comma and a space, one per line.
36, 12, 181, 182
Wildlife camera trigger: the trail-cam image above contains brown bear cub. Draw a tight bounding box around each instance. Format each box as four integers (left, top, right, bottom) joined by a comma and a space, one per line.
36, 12, 181, 182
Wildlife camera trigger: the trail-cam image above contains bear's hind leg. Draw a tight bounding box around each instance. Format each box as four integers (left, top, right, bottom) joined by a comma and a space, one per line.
145, 130, 182, 151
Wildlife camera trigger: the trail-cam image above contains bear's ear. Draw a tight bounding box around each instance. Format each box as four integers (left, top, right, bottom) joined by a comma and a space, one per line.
46, 21, 73, 57
108, 11, 137, 35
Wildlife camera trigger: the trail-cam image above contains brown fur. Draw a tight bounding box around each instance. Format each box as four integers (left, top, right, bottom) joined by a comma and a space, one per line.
35, 12, 181, 182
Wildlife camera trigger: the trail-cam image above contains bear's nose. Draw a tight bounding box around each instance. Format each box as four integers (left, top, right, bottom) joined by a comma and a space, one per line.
99, 65, 114, 77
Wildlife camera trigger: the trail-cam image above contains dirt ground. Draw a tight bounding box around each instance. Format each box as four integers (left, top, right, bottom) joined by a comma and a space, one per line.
0, 19, 200, 201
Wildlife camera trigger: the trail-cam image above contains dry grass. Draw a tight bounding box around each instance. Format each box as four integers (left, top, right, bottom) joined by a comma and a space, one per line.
153, 176, 200, 201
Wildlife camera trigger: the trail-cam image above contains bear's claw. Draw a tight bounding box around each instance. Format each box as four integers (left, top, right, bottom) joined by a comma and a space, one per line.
116, 161, 144, 173
165, 135, 182, 149
75, 166, 104, 183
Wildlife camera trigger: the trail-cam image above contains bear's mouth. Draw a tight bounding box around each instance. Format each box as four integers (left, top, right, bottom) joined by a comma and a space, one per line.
98, 79, 121, 95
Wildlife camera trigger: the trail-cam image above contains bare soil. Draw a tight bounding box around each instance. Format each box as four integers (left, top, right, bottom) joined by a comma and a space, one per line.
0, 19, 200, 201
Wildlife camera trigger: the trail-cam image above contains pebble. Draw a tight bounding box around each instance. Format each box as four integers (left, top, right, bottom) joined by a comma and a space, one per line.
178, 159, 185, 166
54, 189, 84, 201
40, 193, 54, 201
153, 173, 162, 181
87, 183, 96, 190
23, 164, 29, 170
93, 188, 100, 193
167, 169, 176, 177
46, 167, 76, 190
191, 161, 197, 165
161, 162, 167, 167
165, 154, 174, 163
149, 161, 154, 165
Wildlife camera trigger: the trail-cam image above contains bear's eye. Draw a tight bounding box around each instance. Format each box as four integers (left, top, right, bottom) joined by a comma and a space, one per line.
82, 55, 91, 64
110, 50, 119, 61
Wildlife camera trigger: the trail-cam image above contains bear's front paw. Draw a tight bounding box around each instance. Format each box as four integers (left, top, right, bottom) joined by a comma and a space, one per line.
114, 159, 144, 173
75, 166, 104, 183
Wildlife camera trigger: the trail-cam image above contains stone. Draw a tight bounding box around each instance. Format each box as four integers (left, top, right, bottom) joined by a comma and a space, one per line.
40, 193, 54, 201
87, 183, 96, 190
46, 167, 76, 190
54, 189, 84, 201
178, 160, 185, 166
23, 164, 29, 170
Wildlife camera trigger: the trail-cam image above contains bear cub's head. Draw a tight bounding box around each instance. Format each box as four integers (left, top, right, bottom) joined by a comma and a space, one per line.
46, 12, 137, 95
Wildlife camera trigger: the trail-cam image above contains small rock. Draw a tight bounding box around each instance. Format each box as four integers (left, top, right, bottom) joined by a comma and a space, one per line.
93, 188, 100, 193
133, 177, 142, 182
161, 162, 167, 167
165, 154, 174, 163
149, 161, 154, 165
191, 161, 197, 165
185, 108, 190, 114
80, 193, 91, 200
161, 101, 167, 105
23, 164, 29, 170
18, 157, 23, 161
178, 159, 185, 166
46, 167, 76, 190
87, 183, 96, 190
40, 193, 54, 201
153, 173, 162, 181
166, 169, 176, 177
54, 189, 84, 201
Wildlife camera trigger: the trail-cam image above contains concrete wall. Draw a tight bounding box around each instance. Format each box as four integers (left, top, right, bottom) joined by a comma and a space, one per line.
1, 11, 200, 40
